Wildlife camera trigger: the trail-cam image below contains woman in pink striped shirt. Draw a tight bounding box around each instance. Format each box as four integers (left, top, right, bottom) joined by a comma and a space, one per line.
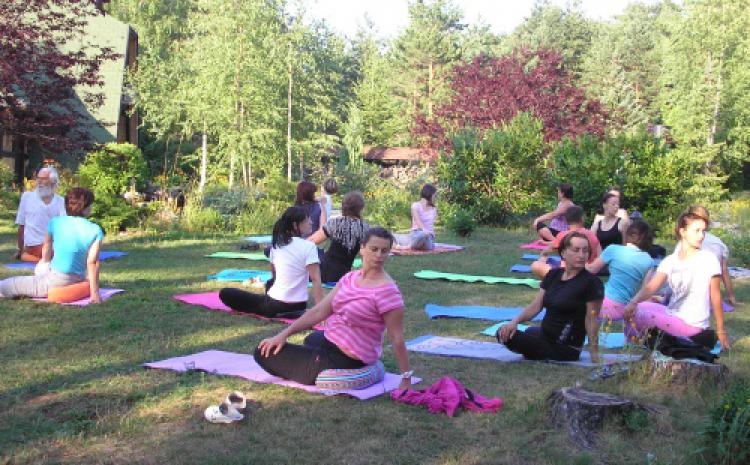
255, 227, 413, 389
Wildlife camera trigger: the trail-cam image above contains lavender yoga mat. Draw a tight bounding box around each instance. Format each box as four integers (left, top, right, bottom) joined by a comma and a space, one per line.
33, 288, 124, 306
172, 292, 325, 328
143, 350, 421, 400
406, 335, 642, 367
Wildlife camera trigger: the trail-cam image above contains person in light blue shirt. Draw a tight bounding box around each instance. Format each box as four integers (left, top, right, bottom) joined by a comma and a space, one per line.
0, 188, 104, 302
586, 220, 655, 322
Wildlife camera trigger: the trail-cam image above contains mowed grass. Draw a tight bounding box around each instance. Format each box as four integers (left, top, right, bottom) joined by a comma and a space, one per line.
1, 212, 749, 465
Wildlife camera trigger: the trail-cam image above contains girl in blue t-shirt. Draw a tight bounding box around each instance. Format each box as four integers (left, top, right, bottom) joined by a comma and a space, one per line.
586, 220, 655, 323
0, 188, 103, 302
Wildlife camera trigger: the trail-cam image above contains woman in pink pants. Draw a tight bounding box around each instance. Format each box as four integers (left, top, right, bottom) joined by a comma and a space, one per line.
622, 210, 730, 350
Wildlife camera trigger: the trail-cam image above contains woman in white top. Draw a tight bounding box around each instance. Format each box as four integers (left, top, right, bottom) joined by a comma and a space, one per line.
219, 207, 323, 318
673, 206, 736, 306
319, 178, 338, 221
623, 210, 730, 350
407, 184, 438, 250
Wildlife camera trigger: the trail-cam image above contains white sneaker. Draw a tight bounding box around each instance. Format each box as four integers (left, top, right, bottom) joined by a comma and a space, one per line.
204, 401, 244, 424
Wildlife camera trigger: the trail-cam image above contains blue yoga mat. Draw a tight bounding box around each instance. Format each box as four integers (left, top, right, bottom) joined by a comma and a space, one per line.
100, 250, 128, 260
4, 262, 35, 270
521, 254, 562, 264
510, 264, 532, 273
425, 304, 546, 322
207, 269, 273, 282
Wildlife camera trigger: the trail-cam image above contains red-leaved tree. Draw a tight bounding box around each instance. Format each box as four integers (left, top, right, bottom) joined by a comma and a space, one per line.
0, 0, 118, 155
414, 48, 607, 149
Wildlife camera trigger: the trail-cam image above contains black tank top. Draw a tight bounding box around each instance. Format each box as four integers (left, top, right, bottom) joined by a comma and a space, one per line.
596, 217, 622, 250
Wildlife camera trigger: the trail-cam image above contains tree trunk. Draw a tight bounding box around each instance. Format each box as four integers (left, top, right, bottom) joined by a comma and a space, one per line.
162, 136, 170, 181
547, 387, 655, 449
648, 355, 731, 386
708, 55, 723, 146
287, 41, 293, 182
199, 120, 207, 193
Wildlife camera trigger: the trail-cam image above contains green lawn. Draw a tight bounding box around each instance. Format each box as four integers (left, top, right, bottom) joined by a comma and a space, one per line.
1, 213, 748, 465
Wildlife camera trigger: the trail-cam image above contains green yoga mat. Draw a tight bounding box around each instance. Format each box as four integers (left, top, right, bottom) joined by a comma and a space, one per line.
207, 252, 362, 269
413, 270, 540, 289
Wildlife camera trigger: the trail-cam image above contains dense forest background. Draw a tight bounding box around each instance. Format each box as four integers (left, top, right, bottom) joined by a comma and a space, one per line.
104, 0, 749, 189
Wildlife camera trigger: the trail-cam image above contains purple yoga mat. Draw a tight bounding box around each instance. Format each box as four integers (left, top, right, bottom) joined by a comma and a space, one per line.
143, 350, 421, 400
520, 240, 548, 250
173, 292, 324, 329
32, 288, 124, 306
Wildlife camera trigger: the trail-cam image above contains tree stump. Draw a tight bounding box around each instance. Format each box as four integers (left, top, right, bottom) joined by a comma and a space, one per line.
648, 355, 731, 386
547, 387, 648, 449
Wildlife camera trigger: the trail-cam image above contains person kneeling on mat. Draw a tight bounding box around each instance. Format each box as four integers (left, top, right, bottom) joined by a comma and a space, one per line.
1, 188, 103, 302
497, 232, 604, 362
219, 206, 323, 318
254, 227, 413, 390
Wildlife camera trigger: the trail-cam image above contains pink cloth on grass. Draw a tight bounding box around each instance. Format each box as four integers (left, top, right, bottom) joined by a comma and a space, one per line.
173, 292, 324, 328
390, 376, 502, 417
520, 240, 548, 250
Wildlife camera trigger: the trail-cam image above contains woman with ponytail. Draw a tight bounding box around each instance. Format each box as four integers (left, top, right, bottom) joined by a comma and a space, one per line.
219, 207, 323, 318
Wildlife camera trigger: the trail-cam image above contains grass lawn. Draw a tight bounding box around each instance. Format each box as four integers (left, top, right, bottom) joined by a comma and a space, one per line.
1, 213, 748, 465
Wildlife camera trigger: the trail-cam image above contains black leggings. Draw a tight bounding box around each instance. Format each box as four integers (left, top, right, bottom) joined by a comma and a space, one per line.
253, 331, 365, 385
500, 326, 580, 362
219, 288, 306, 318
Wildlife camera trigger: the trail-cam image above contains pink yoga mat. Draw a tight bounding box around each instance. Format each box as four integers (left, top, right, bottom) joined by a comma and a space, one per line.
173, 292, 324, 329
33, 288, 124, 306
143, 350, 421, 400
520, 240, 548, 250
391, 243, 464, 256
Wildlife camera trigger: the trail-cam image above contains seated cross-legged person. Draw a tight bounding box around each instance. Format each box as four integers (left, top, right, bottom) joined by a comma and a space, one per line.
254, 227, 413, 390
308, 191, 369, 283
219, 206, 323, 318
0, 188, 103, 302
497, 232, 604, 362
623, 210, 730, 350
14, 166, 66, 262
533, 183, 574, 242
586, 220, 655, 325
531, 205, 602, 279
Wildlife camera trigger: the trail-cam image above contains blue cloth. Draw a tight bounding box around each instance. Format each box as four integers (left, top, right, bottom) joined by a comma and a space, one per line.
425, 304, 546, 322
521, 254, 561, 265
4, 262, 36, 270
600, 244, 655, 304
510, 264, 532, 273
99, 251, 127, 260
48, 216, 104, 276
207, 269, 272, 282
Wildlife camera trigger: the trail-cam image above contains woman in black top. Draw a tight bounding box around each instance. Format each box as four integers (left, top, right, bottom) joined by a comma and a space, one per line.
295, 181, 325, 239
309, 191, 369, 283
591, 192, 628, 250
497, 232, 604, 362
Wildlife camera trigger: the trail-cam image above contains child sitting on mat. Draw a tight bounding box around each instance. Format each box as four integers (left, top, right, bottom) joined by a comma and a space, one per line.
1, 188, 103, 302
497, 232, 604, 362
254, 227, 413, 389
531, 206, 602, 279
533, 183, 574, 242
219, 207, 323, 318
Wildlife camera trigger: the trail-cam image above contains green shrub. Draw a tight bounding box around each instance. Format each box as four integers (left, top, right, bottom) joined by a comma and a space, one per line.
180, 202, 224, 233
363, 180, 412, 231
234, 198, 288, 233
0, 162, 18, 213
78, 143, 149, 231
201, 186, 250, 216
698, 380, 750, 465
445, 205, 476, 237
334, 159, 381, 194
439, 113, 549, 225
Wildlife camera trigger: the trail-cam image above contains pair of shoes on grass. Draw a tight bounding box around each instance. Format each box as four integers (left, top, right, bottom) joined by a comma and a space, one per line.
204, 391, 249, 424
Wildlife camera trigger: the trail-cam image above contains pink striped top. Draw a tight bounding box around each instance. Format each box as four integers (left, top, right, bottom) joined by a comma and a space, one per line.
324, 270, 405, 364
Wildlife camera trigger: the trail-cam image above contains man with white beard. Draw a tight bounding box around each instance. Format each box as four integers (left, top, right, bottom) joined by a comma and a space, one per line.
14, 166, 67, 262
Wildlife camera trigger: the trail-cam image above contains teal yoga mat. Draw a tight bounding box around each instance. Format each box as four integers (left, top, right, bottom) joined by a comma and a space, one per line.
414, 270, 540, 289
207, 269, 272, 282
207, 252, 362, 269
